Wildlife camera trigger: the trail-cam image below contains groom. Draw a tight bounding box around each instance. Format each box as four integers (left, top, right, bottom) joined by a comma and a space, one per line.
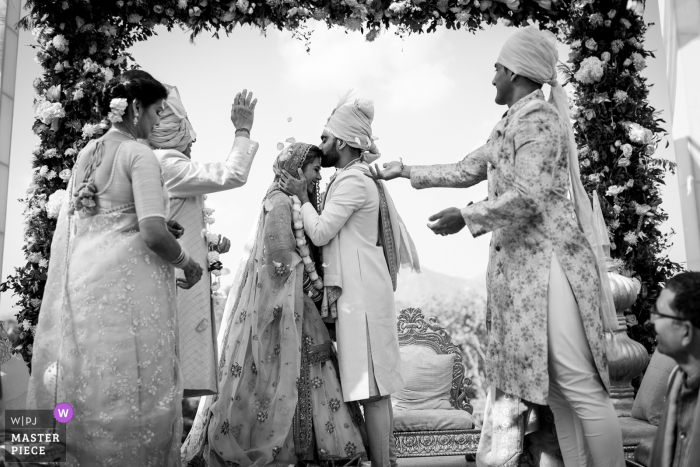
280, 96, 406, 467
370, 27, 624, 466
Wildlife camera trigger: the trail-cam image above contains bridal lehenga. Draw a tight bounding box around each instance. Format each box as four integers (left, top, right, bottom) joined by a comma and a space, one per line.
182, 143, 367, 467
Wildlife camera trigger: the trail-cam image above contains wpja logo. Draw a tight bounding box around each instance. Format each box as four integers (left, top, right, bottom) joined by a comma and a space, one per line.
2, 406, 70, 464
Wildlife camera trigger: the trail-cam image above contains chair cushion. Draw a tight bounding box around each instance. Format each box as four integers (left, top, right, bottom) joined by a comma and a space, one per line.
393, 347, 455, 411
633, 435, 655, 466
393, 408, 475, 432
619, 416, 658, 446
631, 351, 676, 425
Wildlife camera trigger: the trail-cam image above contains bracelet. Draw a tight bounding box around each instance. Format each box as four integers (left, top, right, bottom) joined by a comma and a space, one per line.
235, 128, 250, 135
171, 249, 190, 269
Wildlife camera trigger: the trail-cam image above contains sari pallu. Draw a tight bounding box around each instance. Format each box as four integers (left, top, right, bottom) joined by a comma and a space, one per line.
27, 167, 182, 466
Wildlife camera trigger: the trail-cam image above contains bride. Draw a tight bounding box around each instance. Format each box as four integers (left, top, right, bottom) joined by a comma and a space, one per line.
182, 143, 367, 467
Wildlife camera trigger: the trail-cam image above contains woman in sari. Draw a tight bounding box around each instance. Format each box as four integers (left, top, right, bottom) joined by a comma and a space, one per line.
26, 70, 203, 467
182, 143, 367, 467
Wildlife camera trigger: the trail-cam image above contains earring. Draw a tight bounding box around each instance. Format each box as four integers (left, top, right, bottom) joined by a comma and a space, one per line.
133, 116, 139, 126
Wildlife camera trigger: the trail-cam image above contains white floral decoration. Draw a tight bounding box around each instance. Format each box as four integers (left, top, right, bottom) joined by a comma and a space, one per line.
107, 98, 128, 123
574, 56, 604, 84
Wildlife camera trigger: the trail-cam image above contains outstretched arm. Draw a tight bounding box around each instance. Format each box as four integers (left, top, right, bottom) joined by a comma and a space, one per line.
160, 138, 258, 198
366, 144, 489, 190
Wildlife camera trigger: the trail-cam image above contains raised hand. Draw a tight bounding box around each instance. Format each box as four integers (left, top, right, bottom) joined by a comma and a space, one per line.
427, 207, 466, 236
366, 161, 404, 181
166, 220, 184, 239
231, 89, 257, 132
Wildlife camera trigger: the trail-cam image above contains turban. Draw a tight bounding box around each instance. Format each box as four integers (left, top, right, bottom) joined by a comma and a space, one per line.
498, 26, 619, 333
148, 85, 197, 154
325, 90, 381, 164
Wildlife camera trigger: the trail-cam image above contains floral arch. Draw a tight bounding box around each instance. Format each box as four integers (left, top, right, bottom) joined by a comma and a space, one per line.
2, 0, 681, 364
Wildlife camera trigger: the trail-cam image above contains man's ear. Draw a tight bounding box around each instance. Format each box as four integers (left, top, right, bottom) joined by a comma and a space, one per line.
681, 321, 695, 347
336, 139, 346, 150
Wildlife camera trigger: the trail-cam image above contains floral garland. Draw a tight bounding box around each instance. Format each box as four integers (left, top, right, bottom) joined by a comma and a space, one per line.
201, 196, 226, 315
561, 0, 681, 352
0, 0, 680, 364
290, 195, 324, 293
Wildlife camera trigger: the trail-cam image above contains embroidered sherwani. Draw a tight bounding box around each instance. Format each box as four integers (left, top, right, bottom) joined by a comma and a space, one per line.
410, 90, 608, 405
301, 163, 405, 402
154, 136, 259, 397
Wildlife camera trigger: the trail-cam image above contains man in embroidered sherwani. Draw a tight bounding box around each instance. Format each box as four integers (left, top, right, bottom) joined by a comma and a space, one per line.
370, 27, 624, 467
279, 94, 419, 467
149, 87, 259, 397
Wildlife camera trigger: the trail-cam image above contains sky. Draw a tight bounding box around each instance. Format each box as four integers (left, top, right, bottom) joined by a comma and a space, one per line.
0, 2, 687, 320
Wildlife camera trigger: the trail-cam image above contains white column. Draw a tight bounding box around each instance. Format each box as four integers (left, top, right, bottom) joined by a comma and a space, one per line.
0, 0, 22, 307
658, 0, 700, 270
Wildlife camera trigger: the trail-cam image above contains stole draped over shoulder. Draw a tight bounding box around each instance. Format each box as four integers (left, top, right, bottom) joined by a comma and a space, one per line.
26, 136, 183, 466
181, 143, 367, 467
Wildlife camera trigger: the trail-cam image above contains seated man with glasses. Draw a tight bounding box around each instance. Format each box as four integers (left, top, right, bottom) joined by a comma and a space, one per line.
647, 271, 700, 467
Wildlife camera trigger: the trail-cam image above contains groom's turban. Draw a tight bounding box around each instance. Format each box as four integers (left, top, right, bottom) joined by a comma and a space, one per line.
497, 25, 558, 86
325, 92, 380, 163
149, 85, 197, 153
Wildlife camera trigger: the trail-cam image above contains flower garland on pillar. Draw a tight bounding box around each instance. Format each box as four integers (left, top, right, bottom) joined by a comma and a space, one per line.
201, 197, 227, 315
562, 0, 681, 352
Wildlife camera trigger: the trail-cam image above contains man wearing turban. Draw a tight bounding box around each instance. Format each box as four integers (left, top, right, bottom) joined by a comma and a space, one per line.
149, 87, 259, 398
279, 93, 420, 467
370, 27, 624, 466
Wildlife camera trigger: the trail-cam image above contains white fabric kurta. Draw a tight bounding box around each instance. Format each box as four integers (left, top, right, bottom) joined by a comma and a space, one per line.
301, 164, 405, 402
154, 136, 258, 396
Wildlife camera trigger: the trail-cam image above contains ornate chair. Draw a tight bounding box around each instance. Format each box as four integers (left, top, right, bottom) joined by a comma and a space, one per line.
393, 307, 480, 459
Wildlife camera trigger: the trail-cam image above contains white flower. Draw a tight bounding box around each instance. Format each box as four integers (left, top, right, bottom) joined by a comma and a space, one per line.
207, 251, 220, 264
610, 219, 620, 230
620, 18, 631, 29
52, 34, 69, 53
204, 216, 215, 225
44, 148, 58, 158
39, 165, 49, 177
631, 52, 646, 71
617, 156, 631, 167
613, 204, 622, 214
21, 319, 32, 331
83, 58, 100, 74
46, 170, 57, 180
574, 57, 605, 84
588, 173, 601, 183
621, 144, 633, 157
570, 39, 581, 49
589, 13, 603, 27
627, 179, 634, 188
606, 185, 625, 197
204, 231, 219, 245
627, 122, 653, 144
128, 13, 143, 23
624, 231, 638, 245
613, 90, 627, 103
211, 282, 221, 292
212, 269, 222, 277
585, 38, 597, 51
65, 148, 78, 157
178, 0, 188, 8
72, 89, 84, 100
59, 169, 72, 180
55, 62, 65, 73
39, 259, 48, 268
102, 67, 114, 83
81, 123, 102, 139
203, 207, 215, 216
108, 98, 128, 123
601, 51, 611, 62
608, 9, 616, 18
30, 298, 42, 308
28, 252, 42, 263
34, 100, 66, 125
635, 204, 651, 215
611, 39, 625, 54
389, 1, 410, 13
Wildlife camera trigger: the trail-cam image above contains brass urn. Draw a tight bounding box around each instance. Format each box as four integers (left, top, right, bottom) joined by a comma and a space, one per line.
604, 261, 650, 417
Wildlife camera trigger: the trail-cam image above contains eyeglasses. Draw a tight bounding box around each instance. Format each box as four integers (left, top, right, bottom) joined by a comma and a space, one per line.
649, 310, 688, 322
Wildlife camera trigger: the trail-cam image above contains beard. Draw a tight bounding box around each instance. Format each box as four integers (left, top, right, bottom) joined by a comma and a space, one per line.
321, 144, 341, 168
